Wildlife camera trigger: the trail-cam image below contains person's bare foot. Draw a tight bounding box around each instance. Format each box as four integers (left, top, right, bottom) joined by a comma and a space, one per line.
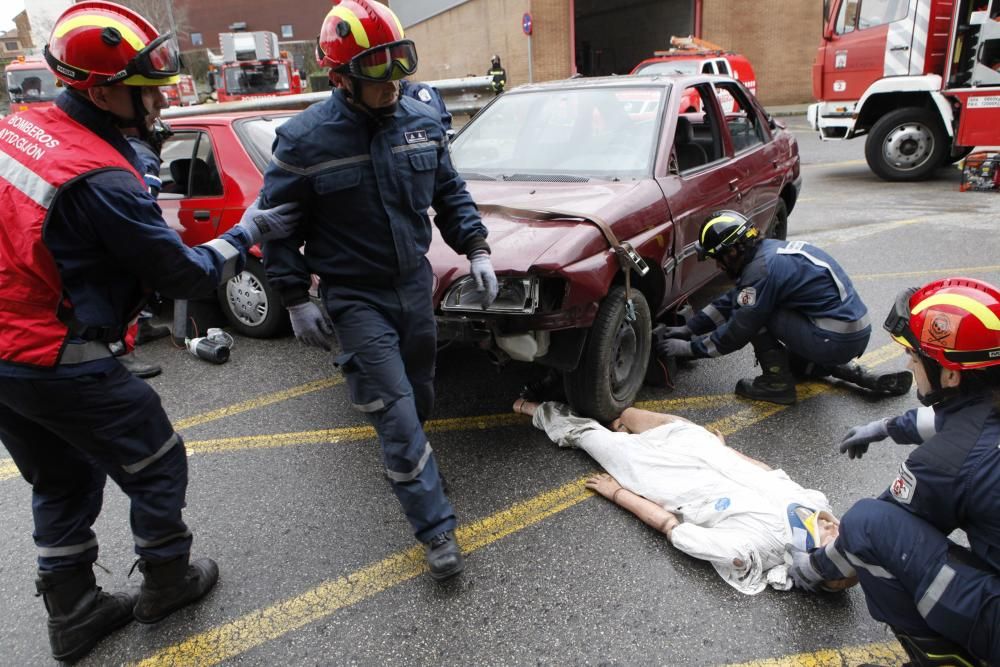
513, 398, 539, 416
608, 417, 630, 433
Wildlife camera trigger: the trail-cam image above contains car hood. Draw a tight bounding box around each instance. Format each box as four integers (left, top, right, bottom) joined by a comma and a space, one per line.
429, 179, 649, 276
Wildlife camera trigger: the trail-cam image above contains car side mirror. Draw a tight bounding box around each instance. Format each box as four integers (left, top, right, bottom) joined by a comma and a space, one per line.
822, 23, 833, 40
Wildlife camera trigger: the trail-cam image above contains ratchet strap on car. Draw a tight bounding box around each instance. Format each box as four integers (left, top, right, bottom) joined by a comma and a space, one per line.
478, 204, 650, 320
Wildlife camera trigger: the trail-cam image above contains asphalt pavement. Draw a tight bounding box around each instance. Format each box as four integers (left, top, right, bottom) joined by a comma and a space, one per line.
1, 116, 999, 666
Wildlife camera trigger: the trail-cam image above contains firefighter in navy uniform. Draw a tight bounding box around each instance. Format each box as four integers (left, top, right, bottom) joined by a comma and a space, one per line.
261, 0, 497, 581
787, 278, 1000, 666
0, 2, 299, 661
655, 211, 912, 405
400, 79, 453, 134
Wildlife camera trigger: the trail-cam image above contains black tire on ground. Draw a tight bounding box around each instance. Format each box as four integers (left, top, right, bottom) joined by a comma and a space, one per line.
216, 256, 289, 338
563, 285, 651, 423
864, 107, 949, 182
768, 198, 788, 240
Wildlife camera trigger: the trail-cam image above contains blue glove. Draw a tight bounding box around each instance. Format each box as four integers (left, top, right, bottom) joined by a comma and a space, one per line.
287, 302, 333, 351
469, 250, 499, 310
655, 337, 693, 358
838, 418, 889, 460
784, 544, 825, 592
235, 199, 300, 245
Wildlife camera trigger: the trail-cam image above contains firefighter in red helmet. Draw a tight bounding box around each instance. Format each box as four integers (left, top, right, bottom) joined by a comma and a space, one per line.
262, 0, 495, 582
789, 278, 1000, 665
0, 1, 299, 660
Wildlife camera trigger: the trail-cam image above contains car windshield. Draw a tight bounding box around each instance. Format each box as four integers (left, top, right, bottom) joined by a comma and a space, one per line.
451, 86, 665, 181
224, 63, 290, 94
633, 60, 701, 75
6, 68, 59, 103
235, 114, 293, 171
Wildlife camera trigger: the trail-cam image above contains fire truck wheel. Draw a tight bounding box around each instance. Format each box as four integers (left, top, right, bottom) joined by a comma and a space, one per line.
563, 285, 651, 423
865, 107, 949, 182
216, 256, 290, 338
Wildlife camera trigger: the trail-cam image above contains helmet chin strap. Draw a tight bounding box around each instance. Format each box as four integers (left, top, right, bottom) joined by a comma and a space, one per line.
345, 77, 398, 119
916, 355, 956, 407
108, 86, 152, 142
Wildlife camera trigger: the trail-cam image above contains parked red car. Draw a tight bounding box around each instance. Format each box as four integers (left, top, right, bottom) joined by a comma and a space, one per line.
158, 73, 800, 420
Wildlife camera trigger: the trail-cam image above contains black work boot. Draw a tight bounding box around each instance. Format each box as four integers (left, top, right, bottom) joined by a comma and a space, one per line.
136, 320, 171, 345
735, 346, 797, 405
830, 362, 913, 396
35, 566, 137, 663
425, 531, 464, 581
133, 554, 219, 624
894, 629, 984, 666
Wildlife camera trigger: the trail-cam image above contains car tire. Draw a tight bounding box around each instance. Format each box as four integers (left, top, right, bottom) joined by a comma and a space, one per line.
216, 257, 289, 338
864, 107, 949, 182
563, 285, 651, 423
768, 199, 788, 240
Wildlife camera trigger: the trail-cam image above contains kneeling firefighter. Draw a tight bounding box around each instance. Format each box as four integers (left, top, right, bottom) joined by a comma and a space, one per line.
788, 277, 1000, 665
653, 211, 912, 404
0, 1, 299, 661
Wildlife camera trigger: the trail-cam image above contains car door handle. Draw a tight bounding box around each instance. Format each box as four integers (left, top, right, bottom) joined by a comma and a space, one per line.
193, 210, 211, 221
728, 178, 741, 192
890, 45, 909, 52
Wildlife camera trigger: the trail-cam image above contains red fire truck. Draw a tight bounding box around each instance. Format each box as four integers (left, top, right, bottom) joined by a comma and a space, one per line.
209, 31, 302, 103
163, 74, 199, 107
809, 0, 1000, 181
5, 56, 59, 113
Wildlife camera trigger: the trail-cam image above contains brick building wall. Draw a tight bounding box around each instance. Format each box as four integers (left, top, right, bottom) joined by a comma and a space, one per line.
701, 0, 822, 105
403, 0, 571, 86
174, 0, 331, 52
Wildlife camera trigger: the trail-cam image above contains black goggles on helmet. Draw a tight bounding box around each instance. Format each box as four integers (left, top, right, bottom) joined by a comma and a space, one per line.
345, 40, 418, 82
883, 286, 921, 349
101, 32, 181, 85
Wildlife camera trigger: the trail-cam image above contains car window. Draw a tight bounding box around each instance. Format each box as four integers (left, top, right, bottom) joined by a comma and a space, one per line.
158, 131, 223, 198
234, 115, 292, 172
701, 61, 715, 74
633, 60, 700, 75
836, 0, 859, 34
716, 59, 732, 76
451, 86, 665, 180
857, 0, 909, 29
672, 84, 726, 174
716, 81, 767, 153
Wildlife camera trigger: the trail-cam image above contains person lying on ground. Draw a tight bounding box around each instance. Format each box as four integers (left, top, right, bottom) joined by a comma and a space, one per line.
513, 398, 858, 595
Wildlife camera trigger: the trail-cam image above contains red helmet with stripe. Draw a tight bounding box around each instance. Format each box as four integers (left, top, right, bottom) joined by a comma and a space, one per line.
885, 277, 1000, 371
319, 0, 417, 81
44, 0, 179, 89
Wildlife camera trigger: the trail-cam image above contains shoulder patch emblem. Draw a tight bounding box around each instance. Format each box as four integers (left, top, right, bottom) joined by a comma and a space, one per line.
890, 462, 917, 505
736, 286, 756, 307
417, 88, 432, 103
404, 130, 428, 144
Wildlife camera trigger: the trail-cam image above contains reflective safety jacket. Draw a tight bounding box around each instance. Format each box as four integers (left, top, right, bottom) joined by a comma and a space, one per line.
0, 105, 145, 367
687, 239, 870, 358
261, 88, 488, 306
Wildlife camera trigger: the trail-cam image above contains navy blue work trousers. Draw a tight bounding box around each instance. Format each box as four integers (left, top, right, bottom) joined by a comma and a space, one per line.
836, 498, 1000, 663
322, 259, 455, 543
0, 363, 192, 571
769, 308, 869, 367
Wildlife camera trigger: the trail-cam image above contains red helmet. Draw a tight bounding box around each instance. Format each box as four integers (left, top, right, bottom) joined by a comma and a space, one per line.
884, 277, 1000, 371
319, 0, 417, 81
44, 0, 179, 90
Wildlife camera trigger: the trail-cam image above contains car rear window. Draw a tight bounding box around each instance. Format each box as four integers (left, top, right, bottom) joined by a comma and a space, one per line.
451, 86, 665, 181
235, 115, 293, 172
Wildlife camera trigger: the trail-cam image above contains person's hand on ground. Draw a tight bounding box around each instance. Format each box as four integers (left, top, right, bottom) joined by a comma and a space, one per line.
585, 473, 622, 501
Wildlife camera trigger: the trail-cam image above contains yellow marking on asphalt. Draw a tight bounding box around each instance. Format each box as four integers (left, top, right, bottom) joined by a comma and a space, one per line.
0, 459, 19, 482
134, 478, 594, 667
724, 640, 906, 666
173, 377, 343, 430
801, 159, 867, 169
854, 264, 1000, 281
133, 345, 905, 666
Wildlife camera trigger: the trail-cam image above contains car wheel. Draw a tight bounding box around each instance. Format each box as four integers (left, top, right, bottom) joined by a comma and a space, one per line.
216, 257, 289, 338
768, 199, 788, 240
864, 107, 949, 182
563, 286, 651, 422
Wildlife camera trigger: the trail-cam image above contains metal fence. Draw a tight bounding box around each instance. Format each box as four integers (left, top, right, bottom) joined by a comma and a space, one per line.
161, 75, 496, 120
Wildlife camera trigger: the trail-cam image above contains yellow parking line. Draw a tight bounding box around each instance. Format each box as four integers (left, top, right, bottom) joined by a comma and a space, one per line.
132, 346, 904, 666
0, 459, 19, 482
854, 265, 1000, 281
724, 640, 906, 666
801, 159, 867, 169
173, 377, 343, 430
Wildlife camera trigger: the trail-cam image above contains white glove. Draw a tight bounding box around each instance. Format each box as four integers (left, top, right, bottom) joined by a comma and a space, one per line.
235, 199, 300, 246
287, 302, 333, 350
469, 250, 499, 310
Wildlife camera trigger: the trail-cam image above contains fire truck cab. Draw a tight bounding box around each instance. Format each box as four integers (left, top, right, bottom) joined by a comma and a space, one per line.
631, 36, 758, 97
209, 31, 302, 103
809, 0, 1000, 181
5, 56, 59, 112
